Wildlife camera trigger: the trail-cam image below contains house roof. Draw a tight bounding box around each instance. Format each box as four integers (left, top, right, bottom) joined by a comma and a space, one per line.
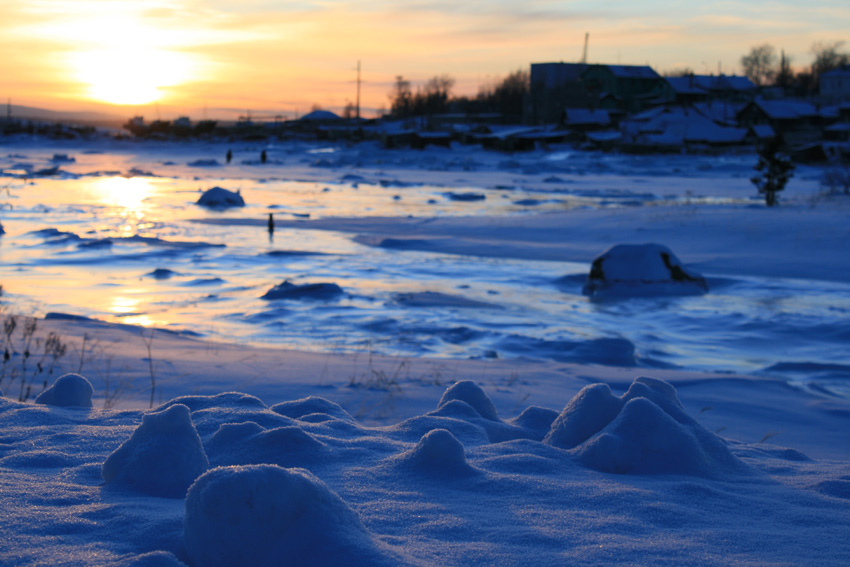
747, 98, 819, 120
666, 75, 756, 94
299, 110, 341, 121
564, 109, 611, 126
600, 65, 661, 79
821, 66, 850, 79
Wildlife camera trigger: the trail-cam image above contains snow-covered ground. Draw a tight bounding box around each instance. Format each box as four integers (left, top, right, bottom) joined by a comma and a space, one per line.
0, 136, 849, 566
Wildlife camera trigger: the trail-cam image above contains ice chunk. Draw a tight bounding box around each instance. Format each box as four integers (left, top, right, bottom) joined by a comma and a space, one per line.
196, 186, 245, 209
35, 373, 93, 408
437, 380, 499, 421
260, 280, 343, 301
184, 465, 392, 567
582, 243, 708, 299
102, 404, 208, 498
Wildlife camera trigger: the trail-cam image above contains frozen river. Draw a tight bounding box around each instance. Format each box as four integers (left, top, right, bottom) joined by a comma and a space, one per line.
1, 138, 848, 398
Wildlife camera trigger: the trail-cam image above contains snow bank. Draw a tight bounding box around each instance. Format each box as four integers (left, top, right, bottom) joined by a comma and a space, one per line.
102, 403, 208, 498
34, 373, 93, 408
184, 465, 394, 567
546, 377, 750, 477
196, 186, 245, 208
581, 243, 708, 299
261, 280, 344, 301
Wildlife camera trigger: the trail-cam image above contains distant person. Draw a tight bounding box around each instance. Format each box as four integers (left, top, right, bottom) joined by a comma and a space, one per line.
226, 149, 232, 164
260, 150, 267, 164
267, 213, 275, 233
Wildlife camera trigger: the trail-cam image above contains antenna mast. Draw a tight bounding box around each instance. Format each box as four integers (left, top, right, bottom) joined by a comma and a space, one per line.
581, 33, 589, 64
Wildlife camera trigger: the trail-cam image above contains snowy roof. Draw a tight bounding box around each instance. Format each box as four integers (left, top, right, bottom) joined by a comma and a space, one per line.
564, 109, 611, 126
600, 65, 661, 80
748, 98, 819, 120
750, 124, 776, 138
821, 65, 850, 79
667, 75, 755, 94
623, 106, 747, 144
299, 110, 342, 122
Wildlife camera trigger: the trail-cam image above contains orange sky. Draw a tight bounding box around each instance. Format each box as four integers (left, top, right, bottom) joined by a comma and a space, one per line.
1, 0, 847, 120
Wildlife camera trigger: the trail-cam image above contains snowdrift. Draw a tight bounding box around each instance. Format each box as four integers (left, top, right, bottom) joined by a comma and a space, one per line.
0, 376, 848, 566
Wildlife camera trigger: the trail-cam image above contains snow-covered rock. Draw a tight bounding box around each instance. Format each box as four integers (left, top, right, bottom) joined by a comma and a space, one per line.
184, 464, 394, 567
546, 377, 751, 477
582, 243, 708, 299
261, 280, 343, 301
196, 186, 245, 208
34, 373, 93, 408
102, 403, 208, 497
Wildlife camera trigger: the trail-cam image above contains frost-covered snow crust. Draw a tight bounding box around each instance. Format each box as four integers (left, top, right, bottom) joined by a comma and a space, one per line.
1, 376, 848, 566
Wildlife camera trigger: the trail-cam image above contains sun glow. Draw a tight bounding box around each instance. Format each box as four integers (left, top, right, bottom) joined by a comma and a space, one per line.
48, 7, 199, 106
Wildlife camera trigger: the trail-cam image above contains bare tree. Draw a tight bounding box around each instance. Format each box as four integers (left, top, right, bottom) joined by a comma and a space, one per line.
811, 41, 850, 84
389, 75, 413, 118
741, 44, 777, 87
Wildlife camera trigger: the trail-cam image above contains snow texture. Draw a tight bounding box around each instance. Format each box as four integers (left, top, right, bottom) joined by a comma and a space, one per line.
195, 186, 245, 208
184, 465, 393, 567
102, 403, 209, 498
582, 243, 708, 299
34, 373, 93, 408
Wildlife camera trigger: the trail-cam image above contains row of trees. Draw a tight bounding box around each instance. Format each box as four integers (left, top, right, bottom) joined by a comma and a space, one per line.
740, 41, 849, 93
387, 70, 529, 120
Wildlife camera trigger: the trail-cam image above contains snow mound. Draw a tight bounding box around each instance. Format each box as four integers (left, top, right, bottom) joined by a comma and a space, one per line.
582, 243, 708, 299
437, 380, 499, 421
261, 280, 343, 301
34, 373, 93, 408
184, 465, 393, 567
396, 429, 478, 478
271, 396, 356, 423
207, 423, 328, 469
102, 403, 209, 497
196, 186, 245, 209
547, 377, 750, 477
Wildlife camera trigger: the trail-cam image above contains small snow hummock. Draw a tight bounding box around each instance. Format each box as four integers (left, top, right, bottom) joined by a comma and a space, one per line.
545, 377, 750, 477
196, 186, 245, 209
34, 373, 93, 408
261, 280, 344, 301
102, 403, 208, 498
395, 429, 479, 478
184, 465, 394, 567
582, 243, 708, 299
437, 380, 500, 421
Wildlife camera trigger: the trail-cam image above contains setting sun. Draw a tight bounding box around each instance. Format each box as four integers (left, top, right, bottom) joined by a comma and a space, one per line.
72, 45, 192, 106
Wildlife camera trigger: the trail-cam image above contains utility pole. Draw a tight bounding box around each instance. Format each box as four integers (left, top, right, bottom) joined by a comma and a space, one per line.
581, 33, 589, 64
356, 60, 361, 121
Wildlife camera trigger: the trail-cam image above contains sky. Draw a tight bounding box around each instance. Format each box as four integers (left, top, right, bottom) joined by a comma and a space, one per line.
0, 0, 848, 120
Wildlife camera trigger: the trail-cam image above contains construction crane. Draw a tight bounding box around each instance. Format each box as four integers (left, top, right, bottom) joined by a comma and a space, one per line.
580, 32, 589, 64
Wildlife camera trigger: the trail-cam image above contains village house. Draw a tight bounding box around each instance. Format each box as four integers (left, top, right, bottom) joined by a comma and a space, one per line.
820, 66, 850, 103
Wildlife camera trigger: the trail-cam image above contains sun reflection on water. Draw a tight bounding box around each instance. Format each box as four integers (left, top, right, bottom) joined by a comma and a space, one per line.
91, 177, 155, 212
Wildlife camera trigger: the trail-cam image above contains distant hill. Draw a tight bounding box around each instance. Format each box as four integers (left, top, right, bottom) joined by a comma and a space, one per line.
4, 104, 126, 127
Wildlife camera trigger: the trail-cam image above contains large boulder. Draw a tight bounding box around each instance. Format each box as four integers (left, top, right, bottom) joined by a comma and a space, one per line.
582, 243, 707, 299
